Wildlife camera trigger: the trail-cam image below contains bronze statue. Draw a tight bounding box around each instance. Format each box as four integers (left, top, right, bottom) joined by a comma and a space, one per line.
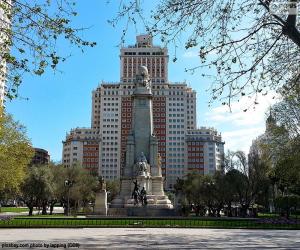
132, 180, 140, 205
140, 187, 147, 206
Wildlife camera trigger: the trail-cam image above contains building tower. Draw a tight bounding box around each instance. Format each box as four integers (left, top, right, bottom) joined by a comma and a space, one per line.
0, 0, 11, 106
120, 34, 168, 84
90, 35, 197, 187
63, 34, 225, 189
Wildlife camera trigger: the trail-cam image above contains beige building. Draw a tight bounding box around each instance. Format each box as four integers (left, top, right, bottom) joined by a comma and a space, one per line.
186, 127, 225, 175
62, 128, 101, 175
63, 34, 225, 188
120, 34, 168, 84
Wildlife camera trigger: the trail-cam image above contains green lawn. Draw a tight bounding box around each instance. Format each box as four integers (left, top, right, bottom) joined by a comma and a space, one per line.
258, 213, 299, 219
13, 214, 67, 218
0, 217, 299, 229
0, 207, 29, 213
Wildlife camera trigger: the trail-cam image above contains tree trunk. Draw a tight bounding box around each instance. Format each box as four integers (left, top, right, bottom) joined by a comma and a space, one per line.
64, 205, 68, 216
194, 205, 200, 216
50, 203, 54, 215
28, 206, 33, 216
227, 202, 232, 217
42, 201, 47, 215
241, 204, 249, 217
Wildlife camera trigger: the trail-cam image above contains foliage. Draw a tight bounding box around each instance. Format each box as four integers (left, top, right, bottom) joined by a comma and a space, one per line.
272, 83, 300, 138
0, 108, 34, 195
260, 95, 300, 197
176, 172, 232, 217
274, 195, 300, 218
110, 0, 300, 107
270, 138, 300, 195
105, 179, 120, 203
19, 163, 98, 216
0, 0, 96, 100
175, 149, 270, 217
20, 165, 54, 215
53, 164, 98, 215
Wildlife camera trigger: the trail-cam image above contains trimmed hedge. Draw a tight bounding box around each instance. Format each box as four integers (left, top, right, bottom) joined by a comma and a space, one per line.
0, 217, 299, 229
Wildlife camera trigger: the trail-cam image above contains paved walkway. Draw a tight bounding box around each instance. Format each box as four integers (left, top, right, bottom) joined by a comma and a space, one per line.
0, 228, 299, 249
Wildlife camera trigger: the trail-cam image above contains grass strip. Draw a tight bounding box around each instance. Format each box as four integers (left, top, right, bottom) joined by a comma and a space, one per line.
0, 207, 29, 213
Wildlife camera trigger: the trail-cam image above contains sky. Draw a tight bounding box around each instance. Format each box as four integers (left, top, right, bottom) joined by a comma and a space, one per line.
5, 1, 279, 162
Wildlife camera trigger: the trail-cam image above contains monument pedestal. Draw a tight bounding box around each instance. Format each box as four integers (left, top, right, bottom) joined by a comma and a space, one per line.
94, 190, 108, 215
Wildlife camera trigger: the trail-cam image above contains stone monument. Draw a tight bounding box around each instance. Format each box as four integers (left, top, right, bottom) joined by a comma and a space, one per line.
94, 177, 108, 215
110, 66, 173, 216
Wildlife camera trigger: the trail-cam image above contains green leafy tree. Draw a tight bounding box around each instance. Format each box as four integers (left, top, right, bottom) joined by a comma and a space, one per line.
272, 84, 300, 138
0, 108, 34, 196
106, 179, 120, 203
178, 173, 219, 216
20, 165, 54, 216
226, 150, 270, 217
111, 0, 300, 106
214, 171, 235, 217
0, 0, 96, 100
261, 90, 300, 198
270, 139, 300, 196
275, 195, 300, 218
54, 164, 98, 215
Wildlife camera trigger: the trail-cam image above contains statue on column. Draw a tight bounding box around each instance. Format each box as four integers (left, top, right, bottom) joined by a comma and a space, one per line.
135, 66, 151, 90
98, 176, 106, 191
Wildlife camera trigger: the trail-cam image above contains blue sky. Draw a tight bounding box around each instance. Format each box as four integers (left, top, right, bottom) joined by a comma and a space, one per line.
5, 1, 278, 162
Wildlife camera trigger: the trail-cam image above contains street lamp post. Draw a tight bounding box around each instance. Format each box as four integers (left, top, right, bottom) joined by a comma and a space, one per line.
64, 180, 73, 216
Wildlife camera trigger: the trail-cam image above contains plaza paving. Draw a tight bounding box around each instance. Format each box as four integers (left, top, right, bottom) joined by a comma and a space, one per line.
0, 228, 299, 249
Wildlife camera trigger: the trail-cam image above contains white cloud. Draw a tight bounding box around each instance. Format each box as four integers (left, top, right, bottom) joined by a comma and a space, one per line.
203, 92, 280, 153
222, 127, 265, 153
206, 93, 280, 126
182, 50, 199, 58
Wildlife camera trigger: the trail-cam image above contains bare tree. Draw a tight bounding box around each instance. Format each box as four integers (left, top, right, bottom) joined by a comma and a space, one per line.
110, 0, 300, 108
0, 0, 96, 100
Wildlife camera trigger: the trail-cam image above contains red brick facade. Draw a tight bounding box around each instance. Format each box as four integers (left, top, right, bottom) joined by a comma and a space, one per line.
83, 142, 99, 175
120, 96, 133, 174
187, 141, 204, 174
120, 96, 167, 177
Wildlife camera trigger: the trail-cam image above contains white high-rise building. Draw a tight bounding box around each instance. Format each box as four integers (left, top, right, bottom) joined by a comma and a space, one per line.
0, 0, 11, 106
120, 34, 168, 84
62, 128, 101, 175
186, 128, 225, 175
91, 80, 197, 188
63, 34, 224, 189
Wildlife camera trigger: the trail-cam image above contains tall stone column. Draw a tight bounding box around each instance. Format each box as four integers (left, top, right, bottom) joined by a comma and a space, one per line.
110, 66, 174, 212
124, 132, 135, 177
132, 94, 153, 161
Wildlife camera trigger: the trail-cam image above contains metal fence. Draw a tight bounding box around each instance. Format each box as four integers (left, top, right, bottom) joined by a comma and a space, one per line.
0, 217, 299, 229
